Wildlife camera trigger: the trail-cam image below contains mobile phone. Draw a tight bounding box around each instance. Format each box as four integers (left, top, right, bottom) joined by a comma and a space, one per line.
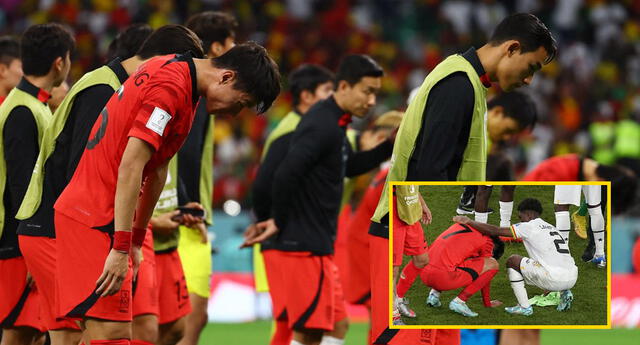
172, 206, 205, 221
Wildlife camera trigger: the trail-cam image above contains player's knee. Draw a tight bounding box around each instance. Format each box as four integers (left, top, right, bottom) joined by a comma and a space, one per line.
160, 319, 185, 345
334, 317, 349, 335
485, 257, 499, 271
506, 255, 519, 269
413, 253, 429, 268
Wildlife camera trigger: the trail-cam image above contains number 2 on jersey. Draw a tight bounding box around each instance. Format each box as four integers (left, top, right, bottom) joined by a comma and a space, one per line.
549, 231, 570, 254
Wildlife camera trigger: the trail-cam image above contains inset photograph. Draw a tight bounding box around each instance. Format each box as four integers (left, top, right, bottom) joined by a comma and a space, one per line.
390, 183, 609, 327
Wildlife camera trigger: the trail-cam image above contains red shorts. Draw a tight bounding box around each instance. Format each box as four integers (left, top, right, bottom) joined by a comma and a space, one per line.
133, 230, 158, 317
155, 249, 191, 324
55, 212, 133, 322
18, 235, 80, 330
267, 250, 347, 331
345, 222, 371, 306
0, 256, 45, 331
392, 219, 427, 266
421, 257, 485, 292
369, 233, 459, 345
262, 249, 286, 320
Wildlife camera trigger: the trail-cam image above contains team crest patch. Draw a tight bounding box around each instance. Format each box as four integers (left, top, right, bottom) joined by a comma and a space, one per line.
146, 107, 172, 136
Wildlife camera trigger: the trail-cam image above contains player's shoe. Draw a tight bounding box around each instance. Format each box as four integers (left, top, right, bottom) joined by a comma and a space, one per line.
571, 211, 588, 239
557, 290, 574, 311
591, 255, 606, 268
505, 305, 533, 316
529, 291, 560, 307
426, 293, 441, 308
396, 297, 416, 318
449, 299, 478, 317
582, 241, 595, 262
392, 310, 405, 326
456, 205, 474, 215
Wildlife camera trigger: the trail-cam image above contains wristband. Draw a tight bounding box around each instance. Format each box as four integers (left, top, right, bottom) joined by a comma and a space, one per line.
132, 226, 147, 247
113, 231, 132, 253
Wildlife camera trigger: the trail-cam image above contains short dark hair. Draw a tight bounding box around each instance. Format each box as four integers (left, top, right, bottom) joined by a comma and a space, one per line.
211, 42, 281, 114
0, 36, 20, 65
596, 164, 637, 214
488, 91, 537, 130
289, 64, 334, 107
185, 11, 238, 51
489, 13, 557, 64
136, 25, 204, 59
108, 24, 153, 60
335, 54, 383, 87
21, 23, 75, 76
517, 198, 543, 215
491, 235, 505, 260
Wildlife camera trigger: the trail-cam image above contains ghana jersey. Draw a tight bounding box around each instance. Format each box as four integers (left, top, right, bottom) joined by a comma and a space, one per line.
427, 223, 493, 271
0, 78, 51, 259
511, 218, 576, 274
54, 54, 199, 230
523, 154, 583, 181
17, 58, 129, 238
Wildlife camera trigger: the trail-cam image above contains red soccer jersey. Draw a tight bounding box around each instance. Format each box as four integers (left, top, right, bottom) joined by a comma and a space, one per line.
427, 223, 493, 271
523, 154, 581, 181
348, 167, 388, 235
55, 54, 199, 228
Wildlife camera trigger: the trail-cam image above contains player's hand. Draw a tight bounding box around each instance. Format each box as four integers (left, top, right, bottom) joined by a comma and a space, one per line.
130, 246, 142, 282
152, 210, 181, 235
243, 223, 258, 241
452, 215, 471, 224
180, 202, 205, 228
240, 218, 279, 248
489, 300, 503, 308
194, 221, 209, 244
96, 249, 129, 297
421, 204, 432, 225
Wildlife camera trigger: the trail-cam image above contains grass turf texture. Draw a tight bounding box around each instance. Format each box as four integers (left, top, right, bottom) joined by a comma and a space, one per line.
398, 185, 607, 326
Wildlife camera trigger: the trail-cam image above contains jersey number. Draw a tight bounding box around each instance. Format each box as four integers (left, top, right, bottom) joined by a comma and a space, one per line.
86, 107, 108, 149
549, 231, 570, 254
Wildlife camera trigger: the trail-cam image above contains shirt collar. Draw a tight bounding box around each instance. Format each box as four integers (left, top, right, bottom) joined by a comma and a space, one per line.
461, 47, 492, 88
327, 95, 352, 128
17, 77, 51, 104
106, 57, 129, 84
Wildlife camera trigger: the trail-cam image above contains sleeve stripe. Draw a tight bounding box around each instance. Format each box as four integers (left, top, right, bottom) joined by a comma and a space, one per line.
510, 225, 518, 239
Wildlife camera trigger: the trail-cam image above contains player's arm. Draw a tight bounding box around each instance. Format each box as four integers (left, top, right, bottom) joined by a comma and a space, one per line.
410, 73, 474, 180
344, 138, 393, 177
252, 134, 292, 222
452, 215, 514, 238
418, 191, 432, 225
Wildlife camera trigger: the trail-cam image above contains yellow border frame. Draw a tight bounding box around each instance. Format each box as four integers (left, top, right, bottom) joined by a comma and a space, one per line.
388, 181, 612, 330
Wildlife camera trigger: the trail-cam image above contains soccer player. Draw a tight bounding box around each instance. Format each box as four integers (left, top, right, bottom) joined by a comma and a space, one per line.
368, 13, 556, 345
15, 25, 204, 345
392, 185, 431, 321
51, 42, 280, 344
453, 198, 579, 316
0, 36, 22, 105
0, 23, 74, 345
247, 63, 334, 345
171, 12, 239, 345
244, 54, 392, 345
420, 222, 503, 318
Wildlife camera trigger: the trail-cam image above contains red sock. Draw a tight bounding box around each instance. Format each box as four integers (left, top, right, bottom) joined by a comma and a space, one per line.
396, 261, 422, 298
481, 278, 492, 307
131, 341, 154, 345
458, 269, 498, 303
90, 340, 130, 345
270, 319, 292, 345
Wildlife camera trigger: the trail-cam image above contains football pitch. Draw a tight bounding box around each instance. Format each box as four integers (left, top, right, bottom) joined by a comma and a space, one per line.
198, 322, 637, 344
399, 185, 608, 326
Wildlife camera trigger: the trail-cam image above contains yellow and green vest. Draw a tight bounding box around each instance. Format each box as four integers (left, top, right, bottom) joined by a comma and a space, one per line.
17, 66, 122, 220
372, 54, 488, 222
395, 185, 422, 225
200, 116, 214, 225
0, 88, 51, 237
153, 158, 180, 251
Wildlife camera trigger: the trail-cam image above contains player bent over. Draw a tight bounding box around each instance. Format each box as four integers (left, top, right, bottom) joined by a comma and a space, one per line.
421, 223, 503, 317
454, 198, 578, 316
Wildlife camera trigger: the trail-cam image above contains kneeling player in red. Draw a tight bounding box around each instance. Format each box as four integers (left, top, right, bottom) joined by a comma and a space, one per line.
421, 222, 504, 317
392, 185, 431, 322
53, 43, 280, 344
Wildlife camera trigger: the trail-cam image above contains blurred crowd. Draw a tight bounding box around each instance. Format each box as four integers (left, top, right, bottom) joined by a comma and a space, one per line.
1, 0, 639, 208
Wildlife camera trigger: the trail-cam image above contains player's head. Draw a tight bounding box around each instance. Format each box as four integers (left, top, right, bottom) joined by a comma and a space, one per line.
289, 64, 334, 114
517, 198, 542, 221
491, 235, 505, 260
185, 11, 238, 58
334, 54, 384, 117
595, 164, 637, 214
136, 24, 204, 60
203, 41, 281, 116
487, 13, 556, 92
359, 110, 403, 150
0, 36, 22, 94
107, 24, 153, 60
21, 23, 74, 86
487, 91, 537, 142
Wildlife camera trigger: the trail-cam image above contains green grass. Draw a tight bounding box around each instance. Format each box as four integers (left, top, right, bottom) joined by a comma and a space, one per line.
399, 185, 607, 326
542, 329, 640, 345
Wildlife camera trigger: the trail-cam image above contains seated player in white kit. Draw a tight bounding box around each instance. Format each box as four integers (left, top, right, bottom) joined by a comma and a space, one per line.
554, 185, 605, 267
453, 198, 578, 316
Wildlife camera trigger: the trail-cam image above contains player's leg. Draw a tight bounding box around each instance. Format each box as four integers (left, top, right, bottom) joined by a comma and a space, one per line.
455, 257, 501, 312
396, 221, 428, 318
132, 315, 158, 345
132, 231, 159, 345
584, 186, 606, 267
474, 186, 493, 223
505, 255, 533, 315
0, 327, 42, 345
554, 185, 581, 245
175, 294, 207, 345
155, 250, 191, 345
392, 223, 410, 320
84, 318, 131, 344
262, 250, 292, 345
159, 318, 186, 345
457, 186, 477, 214
499, 186, 515, 227
321, 261, 348, 344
